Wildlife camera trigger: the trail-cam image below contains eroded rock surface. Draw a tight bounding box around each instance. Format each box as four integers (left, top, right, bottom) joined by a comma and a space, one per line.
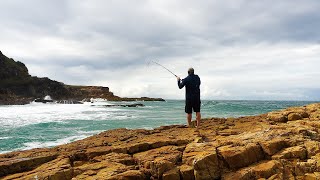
1, 103, 320, 179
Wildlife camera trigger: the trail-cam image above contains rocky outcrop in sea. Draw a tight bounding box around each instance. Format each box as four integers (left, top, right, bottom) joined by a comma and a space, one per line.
1, 103, 320, 179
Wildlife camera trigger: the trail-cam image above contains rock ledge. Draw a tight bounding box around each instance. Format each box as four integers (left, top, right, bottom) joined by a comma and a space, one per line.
1, 103, 320, 179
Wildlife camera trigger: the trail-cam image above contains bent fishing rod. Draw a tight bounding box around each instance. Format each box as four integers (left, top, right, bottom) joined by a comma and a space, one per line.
151, 60, 178, 77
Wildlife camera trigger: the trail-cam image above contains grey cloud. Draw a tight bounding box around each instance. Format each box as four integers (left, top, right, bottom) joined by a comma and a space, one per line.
0, 0, 69, 33
1, 0, 320, 100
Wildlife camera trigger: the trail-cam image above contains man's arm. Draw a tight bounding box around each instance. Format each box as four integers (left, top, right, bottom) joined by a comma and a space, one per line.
177, 76, 186, 89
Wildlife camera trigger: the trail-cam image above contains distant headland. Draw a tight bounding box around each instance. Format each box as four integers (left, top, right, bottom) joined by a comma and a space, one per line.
0, 51, 164, 105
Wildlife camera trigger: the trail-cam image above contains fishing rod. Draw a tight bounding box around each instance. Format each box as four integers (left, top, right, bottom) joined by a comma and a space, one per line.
150, 60, 178, 77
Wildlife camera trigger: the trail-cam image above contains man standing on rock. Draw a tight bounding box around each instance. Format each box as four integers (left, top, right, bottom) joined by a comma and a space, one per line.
177, 68, 201, 128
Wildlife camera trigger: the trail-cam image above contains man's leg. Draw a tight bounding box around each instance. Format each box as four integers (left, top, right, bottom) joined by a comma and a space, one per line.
187, 113, 192, 127
196, 112, 201, 127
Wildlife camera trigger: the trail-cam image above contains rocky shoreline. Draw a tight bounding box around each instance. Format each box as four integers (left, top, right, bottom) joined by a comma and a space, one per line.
1, 103, 320, 179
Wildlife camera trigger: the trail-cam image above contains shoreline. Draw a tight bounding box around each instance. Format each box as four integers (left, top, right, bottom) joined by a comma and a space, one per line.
1, 103, 320, 179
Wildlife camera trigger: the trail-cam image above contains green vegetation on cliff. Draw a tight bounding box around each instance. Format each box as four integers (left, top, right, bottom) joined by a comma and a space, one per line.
0, 51, 31, 87
0, 51, 29, 80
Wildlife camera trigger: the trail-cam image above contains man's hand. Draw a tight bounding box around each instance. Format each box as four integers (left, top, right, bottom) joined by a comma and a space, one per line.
177, 76, 181, 81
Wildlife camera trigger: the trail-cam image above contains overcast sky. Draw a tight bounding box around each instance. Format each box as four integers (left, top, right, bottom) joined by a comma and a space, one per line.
1, 0, 320, 100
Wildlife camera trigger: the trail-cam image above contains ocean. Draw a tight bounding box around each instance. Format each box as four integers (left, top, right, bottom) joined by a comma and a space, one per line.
0, 100, 317, 154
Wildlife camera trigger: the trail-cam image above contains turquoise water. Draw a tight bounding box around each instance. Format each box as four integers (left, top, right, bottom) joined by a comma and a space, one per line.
0, 100, 317, 154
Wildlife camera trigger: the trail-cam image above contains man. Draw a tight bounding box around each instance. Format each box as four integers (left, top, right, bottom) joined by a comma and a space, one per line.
177, 68, 201, 128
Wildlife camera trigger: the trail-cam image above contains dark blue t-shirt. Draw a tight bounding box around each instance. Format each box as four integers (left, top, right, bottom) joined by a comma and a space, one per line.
178, 74, 201, 100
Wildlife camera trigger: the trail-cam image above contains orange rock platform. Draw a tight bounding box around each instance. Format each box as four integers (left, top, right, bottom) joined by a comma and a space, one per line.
1, 103, 320, 179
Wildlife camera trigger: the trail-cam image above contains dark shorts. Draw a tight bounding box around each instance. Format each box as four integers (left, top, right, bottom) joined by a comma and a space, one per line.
185, 98, 201, 114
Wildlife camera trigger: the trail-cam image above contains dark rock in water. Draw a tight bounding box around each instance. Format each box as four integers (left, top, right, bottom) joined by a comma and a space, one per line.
56, 100, 83, 104
102, 103, 145, 108
120, 97, 165, 101
34, 98, 54, 103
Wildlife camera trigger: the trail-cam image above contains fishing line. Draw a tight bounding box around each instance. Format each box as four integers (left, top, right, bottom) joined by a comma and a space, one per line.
149, 60, 178, 77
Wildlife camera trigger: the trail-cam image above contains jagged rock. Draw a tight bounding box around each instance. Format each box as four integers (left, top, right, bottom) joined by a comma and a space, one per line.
125, 142, 150, 154
182, 142, 216, 165
259, 138, 289, 156
295, 159, 318, 176
267, 173, 284, 180
267, 112, 287, 123
304, 141, 320, 158
223, 160, 282, 180
85, 146, 114, 159
93, 153, 135, 165
218, 143, 265, 169
179, 165, 195, 180
288, 113, 303, 121
181, 142, 220, 180
272, 146, 307, 160
2, 157, 72, 180
107, 170, 147, 180
252, 160, 282, 178
163, 168, 180, 180
0, 154, 58, 177
73, 161, 132, 179
193, 151, 220, 180
133, 146, 182, 169
150, 160, 175, 179
304, 172, 320, 180
268, 107, 310, 123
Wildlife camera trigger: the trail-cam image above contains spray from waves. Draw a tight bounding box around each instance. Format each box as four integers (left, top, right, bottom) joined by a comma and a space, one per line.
202, 101, 219, 107
21, 135, 88, 151
0, 137, 11, 140
0, 151, 10, 154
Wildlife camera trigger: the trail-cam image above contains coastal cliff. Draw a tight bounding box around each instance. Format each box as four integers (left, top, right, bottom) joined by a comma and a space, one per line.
1, 103, 320, 179
0, 51, 164, 105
